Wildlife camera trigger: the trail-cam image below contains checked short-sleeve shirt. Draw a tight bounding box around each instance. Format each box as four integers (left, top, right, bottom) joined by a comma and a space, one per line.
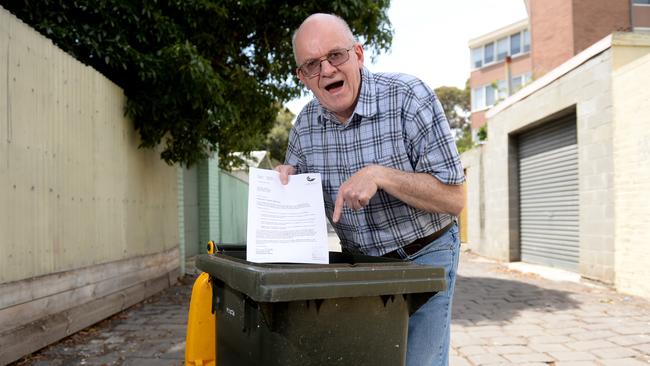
285, 67, 464, 256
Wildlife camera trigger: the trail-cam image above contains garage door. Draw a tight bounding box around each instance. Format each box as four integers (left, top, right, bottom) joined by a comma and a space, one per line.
518, 114, 579, 271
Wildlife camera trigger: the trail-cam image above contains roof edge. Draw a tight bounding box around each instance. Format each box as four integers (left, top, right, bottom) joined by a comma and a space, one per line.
468, 19, 529, 48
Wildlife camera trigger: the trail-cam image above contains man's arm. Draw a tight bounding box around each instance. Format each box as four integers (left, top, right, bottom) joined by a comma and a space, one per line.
332, 165, 464, 223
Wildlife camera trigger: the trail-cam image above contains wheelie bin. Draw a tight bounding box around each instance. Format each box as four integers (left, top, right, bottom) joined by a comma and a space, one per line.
189, 245, 445, 366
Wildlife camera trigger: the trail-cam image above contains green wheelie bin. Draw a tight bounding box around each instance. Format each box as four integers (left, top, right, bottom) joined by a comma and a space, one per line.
195, 247, 446, 366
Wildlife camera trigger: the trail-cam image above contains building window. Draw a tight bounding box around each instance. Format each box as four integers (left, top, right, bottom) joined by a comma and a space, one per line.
471, 74, 532, 112
510, 32, 521, 55
471, 47, 483, 69
497, 37, 509, 61
485, 85, 496, 106
497, 79, 507, 100
523, 29, 531, 52
633, 0, 650, 4
470, 29, 530, 70
511, 72, 532, 91
484, 42, 494, 64
472, 83, 499, 111
472, 87, 485, 111
512, 76, 524, 91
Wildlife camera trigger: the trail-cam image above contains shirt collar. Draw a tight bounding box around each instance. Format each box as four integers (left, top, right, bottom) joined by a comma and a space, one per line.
317, 67, 378, 126
352, 67, 378, 118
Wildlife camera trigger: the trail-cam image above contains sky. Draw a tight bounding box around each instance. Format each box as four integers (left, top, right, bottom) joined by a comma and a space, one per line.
285, 0, 528, 115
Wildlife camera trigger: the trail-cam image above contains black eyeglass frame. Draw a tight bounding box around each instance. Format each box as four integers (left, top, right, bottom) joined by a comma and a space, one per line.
297, 46, 355, 78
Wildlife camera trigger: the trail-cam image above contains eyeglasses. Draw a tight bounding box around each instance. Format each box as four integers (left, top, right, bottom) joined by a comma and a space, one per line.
297, 46, 354, 78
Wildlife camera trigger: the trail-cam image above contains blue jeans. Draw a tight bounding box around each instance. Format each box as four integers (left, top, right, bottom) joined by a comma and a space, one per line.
405, 223, 460, 366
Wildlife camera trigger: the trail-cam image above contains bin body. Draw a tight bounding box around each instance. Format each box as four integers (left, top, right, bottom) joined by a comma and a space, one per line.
196, 250, 446, 366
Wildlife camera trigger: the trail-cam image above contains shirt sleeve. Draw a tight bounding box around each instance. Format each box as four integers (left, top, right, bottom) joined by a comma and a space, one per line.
406, 90, 465, 185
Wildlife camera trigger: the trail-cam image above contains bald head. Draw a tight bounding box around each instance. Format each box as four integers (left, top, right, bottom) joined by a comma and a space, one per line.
292, 13, 356, 64
290, 13, 364, 123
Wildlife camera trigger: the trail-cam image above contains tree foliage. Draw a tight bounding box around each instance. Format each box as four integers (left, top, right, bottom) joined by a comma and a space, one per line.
262, 107, 295, 164
435, 83, 470, 130
3, 0, 393, 167
455, 126, 475, 153
435, 82, 474, 153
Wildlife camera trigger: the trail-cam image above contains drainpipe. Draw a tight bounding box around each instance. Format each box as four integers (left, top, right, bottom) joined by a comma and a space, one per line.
630, 0, 635, 31
505, 56, 513, 96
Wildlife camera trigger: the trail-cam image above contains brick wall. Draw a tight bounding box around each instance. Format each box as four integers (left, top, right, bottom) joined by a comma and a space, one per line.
530, 0, 575, 77
530, 0, 632, 77
633, 5, 650, 28
612, 38, 650, 299
470, 110, 487, 130
572, 0, 630, 54
470, 55, 532, 89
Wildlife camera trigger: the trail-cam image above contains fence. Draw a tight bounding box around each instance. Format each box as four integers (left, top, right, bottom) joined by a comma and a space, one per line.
0, 7, 179, 364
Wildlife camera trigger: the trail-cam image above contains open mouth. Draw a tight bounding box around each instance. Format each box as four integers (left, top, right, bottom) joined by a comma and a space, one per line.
324, 80, 344, 93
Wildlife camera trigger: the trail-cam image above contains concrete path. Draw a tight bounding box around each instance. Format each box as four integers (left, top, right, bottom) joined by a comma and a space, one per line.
10, 250, 650, 366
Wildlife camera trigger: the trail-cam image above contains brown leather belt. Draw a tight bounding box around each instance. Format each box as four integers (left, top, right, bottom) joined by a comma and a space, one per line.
382, 222, 455, 260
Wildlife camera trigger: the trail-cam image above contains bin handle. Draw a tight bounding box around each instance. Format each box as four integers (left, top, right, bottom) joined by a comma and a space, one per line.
207, 240, 216, 254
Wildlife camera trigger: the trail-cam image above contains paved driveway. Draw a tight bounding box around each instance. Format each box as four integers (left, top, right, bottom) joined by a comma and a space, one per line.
452, 251, 650, 365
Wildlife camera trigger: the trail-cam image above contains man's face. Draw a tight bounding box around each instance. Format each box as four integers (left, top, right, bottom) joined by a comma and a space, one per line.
294, 20, 364, 123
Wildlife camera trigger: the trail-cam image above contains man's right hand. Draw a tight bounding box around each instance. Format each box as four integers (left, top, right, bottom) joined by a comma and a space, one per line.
274, 165, 297, 185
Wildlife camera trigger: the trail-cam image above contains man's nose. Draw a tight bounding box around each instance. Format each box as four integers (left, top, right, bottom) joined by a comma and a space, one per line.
319, 59, 337, 76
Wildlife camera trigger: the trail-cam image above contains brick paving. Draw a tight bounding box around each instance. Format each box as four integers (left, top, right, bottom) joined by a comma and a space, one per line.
9, 275, 194, 366
9, 250, 650, 366
451, 252, 650, 366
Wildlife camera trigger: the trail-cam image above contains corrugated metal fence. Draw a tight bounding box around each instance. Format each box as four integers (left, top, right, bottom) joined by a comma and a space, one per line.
182, 164, 249, 256
218, 170, 248, 245
0, 7, 179, 364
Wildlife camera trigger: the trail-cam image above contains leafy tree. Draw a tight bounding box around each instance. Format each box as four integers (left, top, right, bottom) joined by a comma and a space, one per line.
477, 125, 488, 142
435, 83, 470, 130
435, 81, 474, 153
455, 125, 475, 153
3, 0, 392, 167
263, 107, 295, 164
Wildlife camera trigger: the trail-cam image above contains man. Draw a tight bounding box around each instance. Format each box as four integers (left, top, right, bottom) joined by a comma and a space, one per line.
275, 13, 465, 366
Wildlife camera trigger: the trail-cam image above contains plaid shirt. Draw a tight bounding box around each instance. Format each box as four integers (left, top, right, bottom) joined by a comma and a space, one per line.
285, 67, 464, 256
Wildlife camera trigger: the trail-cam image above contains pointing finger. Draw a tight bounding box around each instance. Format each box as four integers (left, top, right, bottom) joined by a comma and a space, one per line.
333, 193, 344, 223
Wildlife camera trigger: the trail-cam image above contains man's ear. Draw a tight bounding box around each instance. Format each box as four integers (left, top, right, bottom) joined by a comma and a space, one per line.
296, 68, 306, 85
353, 43, 365, 68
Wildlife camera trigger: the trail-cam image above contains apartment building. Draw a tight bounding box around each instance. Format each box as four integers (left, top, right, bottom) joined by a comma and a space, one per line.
469, 19, 531, 136
468, 0, 650, 136
460, 0, 650, 300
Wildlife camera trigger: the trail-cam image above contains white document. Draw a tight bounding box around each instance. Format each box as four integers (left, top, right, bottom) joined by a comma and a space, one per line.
246, 167, 329, 264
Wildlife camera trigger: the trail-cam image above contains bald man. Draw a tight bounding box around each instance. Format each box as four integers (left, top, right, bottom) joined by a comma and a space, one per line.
276, 13, 465, 366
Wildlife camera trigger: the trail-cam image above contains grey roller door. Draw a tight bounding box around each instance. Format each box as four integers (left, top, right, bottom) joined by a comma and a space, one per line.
518, 114, 578, 270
